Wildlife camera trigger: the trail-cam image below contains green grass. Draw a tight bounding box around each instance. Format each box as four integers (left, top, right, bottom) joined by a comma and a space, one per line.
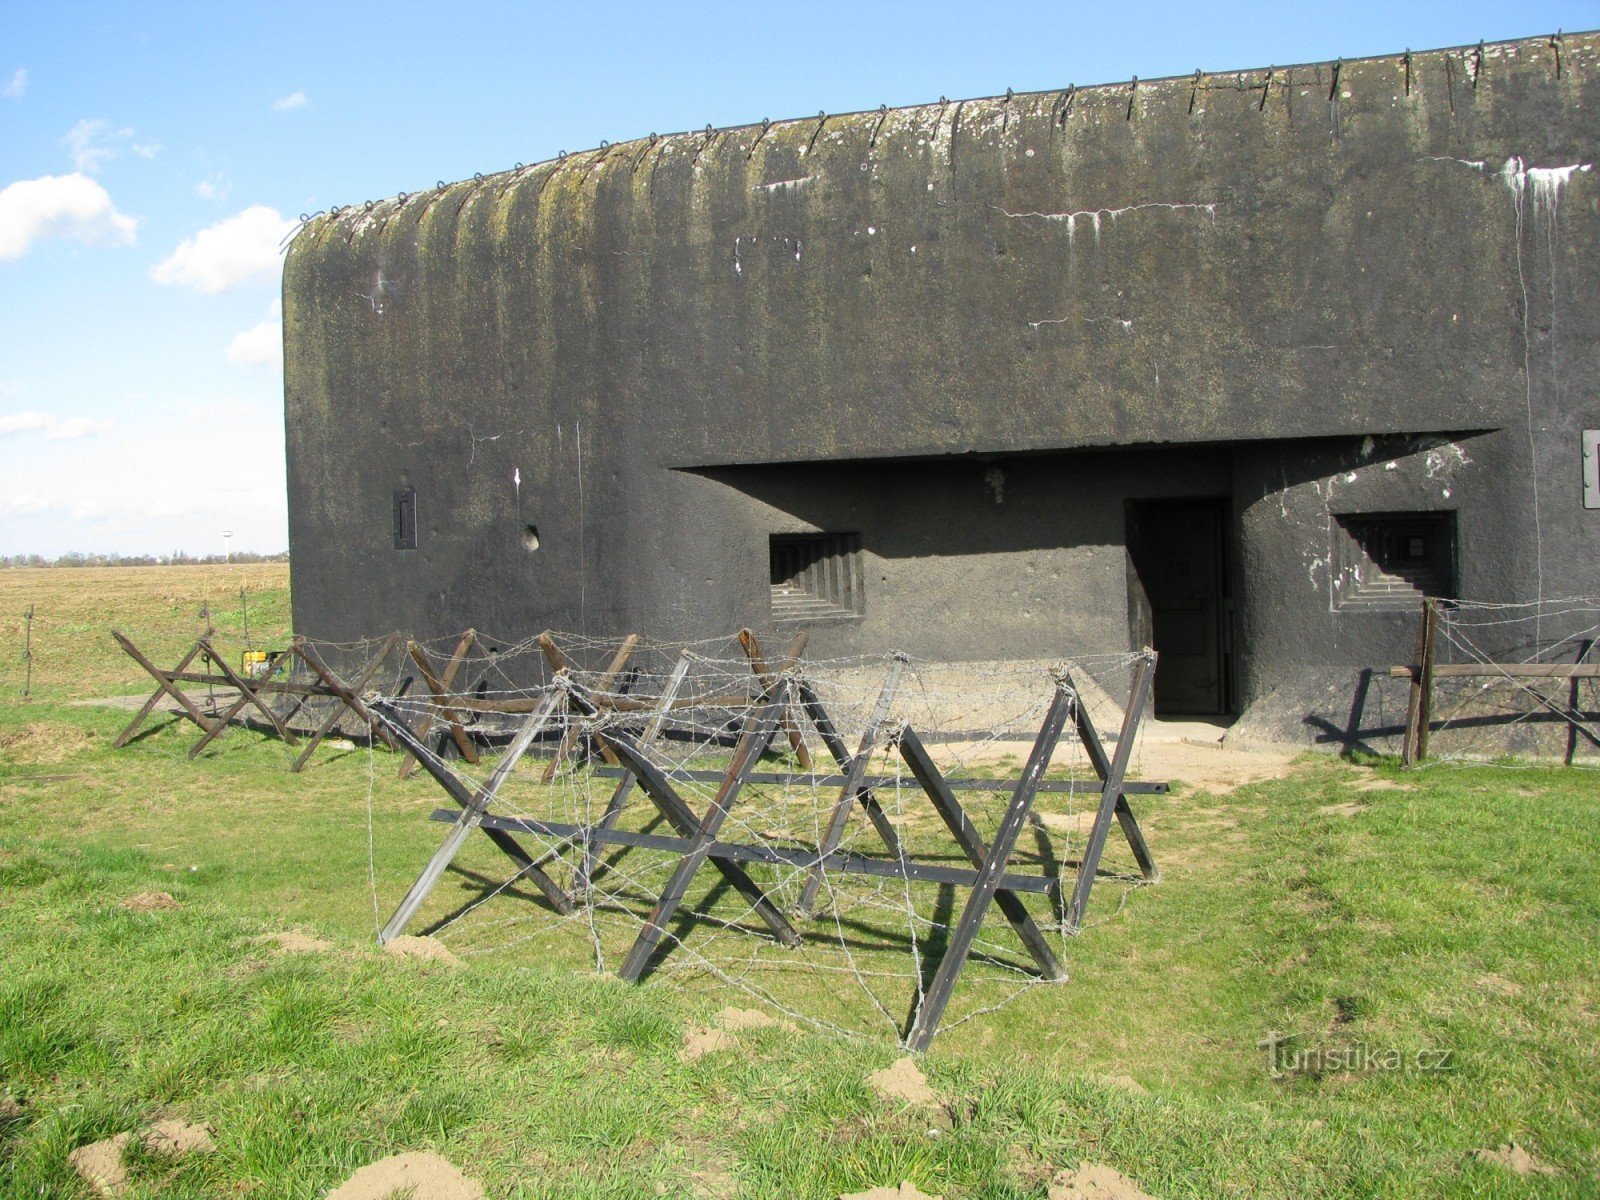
1, 568, 1598, 1196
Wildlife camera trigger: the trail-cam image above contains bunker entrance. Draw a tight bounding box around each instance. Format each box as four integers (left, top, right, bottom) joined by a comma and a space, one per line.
1126, 498, 1235, 716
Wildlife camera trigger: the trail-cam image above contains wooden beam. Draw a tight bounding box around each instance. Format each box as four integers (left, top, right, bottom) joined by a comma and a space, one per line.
738, 628, 813, 769
112, 636, 211, 747
111, 632, 218, 741
402, 631, 480, 776
187, 646, 297, 757
289, 635, 399, 772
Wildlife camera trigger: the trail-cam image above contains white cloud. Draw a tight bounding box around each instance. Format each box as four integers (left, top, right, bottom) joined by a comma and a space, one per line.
152, 205, 295, 293
0, 173, 138, 260
46, 415, 115, 440
227, 321, 282, 367
3, 68, 26, 99
272, 91, 308, 112
0, 411, 111, 439
64, 117, 157, 173
0, 494, 51, 518
61, 118, 160, 171
225, 299, 282, 367
195, 173, 231, 201
0, 412, 50, 436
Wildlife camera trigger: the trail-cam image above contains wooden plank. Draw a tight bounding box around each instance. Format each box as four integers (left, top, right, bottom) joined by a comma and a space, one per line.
403, 631, 480, 775
113, 637, 209, 747
1388, 662, 1600, 679
374, 690, 572, 942
1401, 600, 1438, 766
289, 635, 399, 772
903, 681, 1076, 1051
797, 658, 905, 916
111, 632, 218, 740
738, 628, 813, 768
437, 810, 1060, 894
187, 647, 296, 758
197, 640, 300, 745
612, 696, 802, 982
1415, 598, 1439, 764
589, 765, 1169, 795
897, 724, 1065, 980
539, 632, 638, 781
577, 651, 692, 892
1058, 664, 1160, 887
1065, 656, 1157, 933
159, 672, 331, 694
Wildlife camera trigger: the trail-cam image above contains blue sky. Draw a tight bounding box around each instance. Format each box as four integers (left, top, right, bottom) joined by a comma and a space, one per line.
2, 0, 1596, 556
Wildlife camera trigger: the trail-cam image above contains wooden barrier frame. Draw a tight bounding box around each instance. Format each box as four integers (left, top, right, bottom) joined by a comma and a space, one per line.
384, 651, 1161, 1049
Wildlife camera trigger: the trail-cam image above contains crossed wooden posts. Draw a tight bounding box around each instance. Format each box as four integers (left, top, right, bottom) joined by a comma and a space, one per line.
375, 649, 1161, 1049
112, 629, 402, 767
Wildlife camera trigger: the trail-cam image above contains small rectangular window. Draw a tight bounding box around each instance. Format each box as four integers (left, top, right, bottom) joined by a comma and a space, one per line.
770, 533, 864, 623
393, 488, 417, 550
1332, 512, 1455, 610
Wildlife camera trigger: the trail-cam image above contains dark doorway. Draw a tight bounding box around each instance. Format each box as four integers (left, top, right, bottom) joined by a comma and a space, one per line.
1126, 498, 1234, 716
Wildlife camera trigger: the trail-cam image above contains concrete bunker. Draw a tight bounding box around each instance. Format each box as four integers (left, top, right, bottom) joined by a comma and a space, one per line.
283, 32, 1600, 748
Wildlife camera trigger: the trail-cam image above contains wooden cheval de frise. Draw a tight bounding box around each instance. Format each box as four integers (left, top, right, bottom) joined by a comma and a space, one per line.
373, 644, 1163, 1049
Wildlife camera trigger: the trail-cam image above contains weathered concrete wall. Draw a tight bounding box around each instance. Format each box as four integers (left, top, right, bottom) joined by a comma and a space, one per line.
284, 33, 1600, 718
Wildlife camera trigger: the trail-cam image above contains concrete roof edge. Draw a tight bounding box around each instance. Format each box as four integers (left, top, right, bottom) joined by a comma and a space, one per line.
308, 27, 1596, 227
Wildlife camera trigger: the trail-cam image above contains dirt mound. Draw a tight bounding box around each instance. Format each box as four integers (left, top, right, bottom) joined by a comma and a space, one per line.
261, 931, 334, 954
1048, 1162, 1159, 1199
325, 1151, 486, 1199
122, 892, 181, 912
867, 1058, 939, 1107
1473, 1142, 1558, 1176
142, 1120, 214, 1156
69, 1134, 131, 1195
681, 1024, 736, 1062
714, 1006, 797, 1033
840, 1183, 942, 1200
382, 935, 459, 964
68, 1119, 215, 1195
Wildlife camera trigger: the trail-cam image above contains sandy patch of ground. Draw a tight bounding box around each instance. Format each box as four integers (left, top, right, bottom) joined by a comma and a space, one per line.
1318, 801, 1366, 818
68, 1120, 215, 1195
1473, 1142, 1559, 1176
382, 935, 459, 964
325, 1151, 486, 1200
714, 1006, 797, 1033
1048, 1162, 1160, 1199
259, 930, 334, 954
1351, 777, 1414, 792
0, 722, 96, 765
69, 1134, 132, 1195
681, 1025, 736, 1062
141, 1119, 214, 1156
1129, 740, 1299, 795
1477, 973, 1523, 997
840, 1184, 942, 1200
867, 1058, 939, 1107
121, 891, 181, 912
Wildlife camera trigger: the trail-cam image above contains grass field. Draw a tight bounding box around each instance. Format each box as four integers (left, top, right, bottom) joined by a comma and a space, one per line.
1, 564, 1597, 1198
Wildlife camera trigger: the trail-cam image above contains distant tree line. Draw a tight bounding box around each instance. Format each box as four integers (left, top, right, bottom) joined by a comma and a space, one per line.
0, 551, 290, 568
